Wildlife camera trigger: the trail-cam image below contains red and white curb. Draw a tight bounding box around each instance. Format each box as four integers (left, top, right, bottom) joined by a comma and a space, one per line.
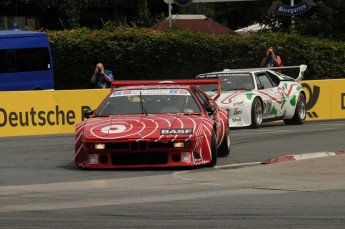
263, 151, 345, 164
214, 151, 345, 169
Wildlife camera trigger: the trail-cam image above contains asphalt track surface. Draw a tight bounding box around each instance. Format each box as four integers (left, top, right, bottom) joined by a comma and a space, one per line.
1, 119, 345, 228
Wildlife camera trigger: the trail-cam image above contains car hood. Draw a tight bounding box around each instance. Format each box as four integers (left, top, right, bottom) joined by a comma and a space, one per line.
83, 114, 206, 140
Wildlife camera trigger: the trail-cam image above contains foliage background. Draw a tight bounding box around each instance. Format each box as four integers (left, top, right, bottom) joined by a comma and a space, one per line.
48, 28, 345, 90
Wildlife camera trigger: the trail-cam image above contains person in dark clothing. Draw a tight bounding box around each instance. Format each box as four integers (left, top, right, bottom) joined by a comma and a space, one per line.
91, 63, 113, 88
260, 47, 283, 67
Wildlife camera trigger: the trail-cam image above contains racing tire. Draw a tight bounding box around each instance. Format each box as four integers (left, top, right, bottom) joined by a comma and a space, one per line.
207, 130, 218, 167
250, 97, 263, 128
284, 93, 306, 125
218, 127, 231, 157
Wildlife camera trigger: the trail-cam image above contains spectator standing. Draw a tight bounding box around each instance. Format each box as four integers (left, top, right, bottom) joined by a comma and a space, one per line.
260, 47, 283, 67
91, 63, 113, 88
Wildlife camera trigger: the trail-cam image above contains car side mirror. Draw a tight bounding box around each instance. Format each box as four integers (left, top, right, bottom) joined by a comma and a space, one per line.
206, 105, 216, 115
83, 109, 94, 119
258, 85, 264, 90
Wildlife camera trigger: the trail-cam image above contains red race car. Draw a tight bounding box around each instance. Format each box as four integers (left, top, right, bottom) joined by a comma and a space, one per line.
75, 79, 230, 168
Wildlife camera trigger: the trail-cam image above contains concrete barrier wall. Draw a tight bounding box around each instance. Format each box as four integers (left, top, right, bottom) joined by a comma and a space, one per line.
1, 79, 344, 137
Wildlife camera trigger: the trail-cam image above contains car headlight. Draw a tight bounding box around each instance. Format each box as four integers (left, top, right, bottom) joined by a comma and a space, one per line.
95, 143, 106, 150
173, 142, 184, 148
173, 141, 191, 148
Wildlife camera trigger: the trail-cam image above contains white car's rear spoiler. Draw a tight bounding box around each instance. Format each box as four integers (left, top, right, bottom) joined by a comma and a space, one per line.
295, 64, 307, 81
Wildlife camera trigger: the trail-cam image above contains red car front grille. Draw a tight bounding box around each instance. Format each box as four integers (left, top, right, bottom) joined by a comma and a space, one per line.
111, 152, 169, 165
131, 141, 147, 151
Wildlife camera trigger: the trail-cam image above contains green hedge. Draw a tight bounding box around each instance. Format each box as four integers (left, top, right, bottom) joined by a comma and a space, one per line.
48, 28, 345, 90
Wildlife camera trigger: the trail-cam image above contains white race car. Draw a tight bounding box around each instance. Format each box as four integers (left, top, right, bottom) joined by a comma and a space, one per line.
196, 65, 307, 128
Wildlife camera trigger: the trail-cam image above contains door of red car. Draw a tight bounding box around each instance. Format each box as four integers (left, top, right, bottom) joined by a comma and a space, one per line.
193, 87, 224, 142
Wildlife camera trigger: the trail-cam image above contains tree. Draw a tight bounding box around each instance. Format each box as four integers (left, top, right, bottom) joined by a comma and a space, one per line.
88, 0, 165, 27
259, 0, 345, 40
178, 3, 216, 19
0, 0, 91, 29
1, 0, 344, 40
293, 0, 345, 40
212, 1, 272, 30
136, 0, 151, 27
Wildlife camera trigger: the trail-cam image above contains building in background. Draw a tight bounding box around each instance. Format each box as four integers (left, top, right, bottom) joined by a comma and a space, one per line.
153, 15, 238, 35
0, 16, 40, 30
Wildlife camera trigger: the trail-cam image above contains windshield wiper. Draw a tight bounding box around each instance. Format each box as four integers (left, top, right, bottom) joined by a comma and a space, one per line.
93, 114, 110, 117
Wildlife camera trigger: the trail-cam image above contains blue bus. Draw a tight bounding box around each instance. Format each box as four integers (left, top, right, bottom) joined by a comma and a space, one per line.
0, 30, 54, 91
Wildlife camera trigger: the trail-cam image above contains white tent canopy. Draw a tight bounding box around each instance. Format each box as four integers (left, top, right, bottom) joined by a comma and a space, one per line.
235, 23, 271, 34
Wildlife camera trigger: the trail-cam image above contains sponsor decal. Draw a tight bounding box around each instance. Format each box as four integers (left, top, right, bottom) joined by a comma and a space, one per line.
302, 83, 320, 119
112, 91, 123, 96
0, 106, 75, 127
179, 89, 189, 94
232, 117, 242, 122
233, 108, 242, 115
233, 101, 244, 107
0, 105, 94, 128
198, 73, 252, 78
111, 89, 191, 96
203, 73, 252, 78
160, 128, 193, 135
270, 0, 316, 16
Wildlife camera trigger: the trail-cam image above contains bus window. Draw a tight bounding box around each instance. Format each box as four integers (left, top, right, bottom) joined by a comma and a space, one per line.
0, 48, 51, 73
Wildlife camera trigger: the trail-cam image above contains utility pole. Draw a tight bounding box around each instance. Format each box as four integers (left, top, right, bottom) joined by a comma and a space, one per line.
291, 0, 295, 33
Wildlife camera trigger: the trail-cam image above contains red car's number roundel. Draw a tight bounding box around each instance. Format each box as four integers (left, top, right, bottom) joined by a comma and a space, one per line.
101, 125, 126, 134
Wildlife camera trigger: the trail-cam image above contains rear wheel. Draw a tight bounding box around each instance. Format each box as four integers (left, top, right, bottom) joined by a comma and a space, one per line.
284, 93, 306, 125
218, 127, 230, 157
250, 97, 263, 128
208, 130, 218, 167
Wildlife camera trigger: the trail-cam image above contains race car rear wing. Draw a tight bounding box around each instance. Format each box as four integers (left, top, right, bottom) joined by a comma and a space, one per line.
246, 64, 307, 81
111, 78, 222, 100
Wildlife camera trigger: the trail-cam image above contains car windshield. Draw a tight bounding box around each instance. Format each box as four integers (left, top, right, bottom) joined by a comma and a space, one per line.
96, 89, 202, 115
198, 73, 254, 92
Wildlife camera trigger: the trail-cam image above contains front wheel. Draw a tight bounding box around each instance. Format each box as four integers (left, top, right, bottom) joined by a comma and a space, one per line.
208, 130, 218, 167
218, 127, 230, 157
284, 93, 306, 125
250, 97, 263, 128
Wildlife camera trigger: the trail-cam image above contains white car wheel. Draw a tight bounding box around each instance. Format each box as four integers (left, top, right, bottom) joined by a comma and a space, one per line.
284, 93, 306, 125
251, 97, 263, 128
